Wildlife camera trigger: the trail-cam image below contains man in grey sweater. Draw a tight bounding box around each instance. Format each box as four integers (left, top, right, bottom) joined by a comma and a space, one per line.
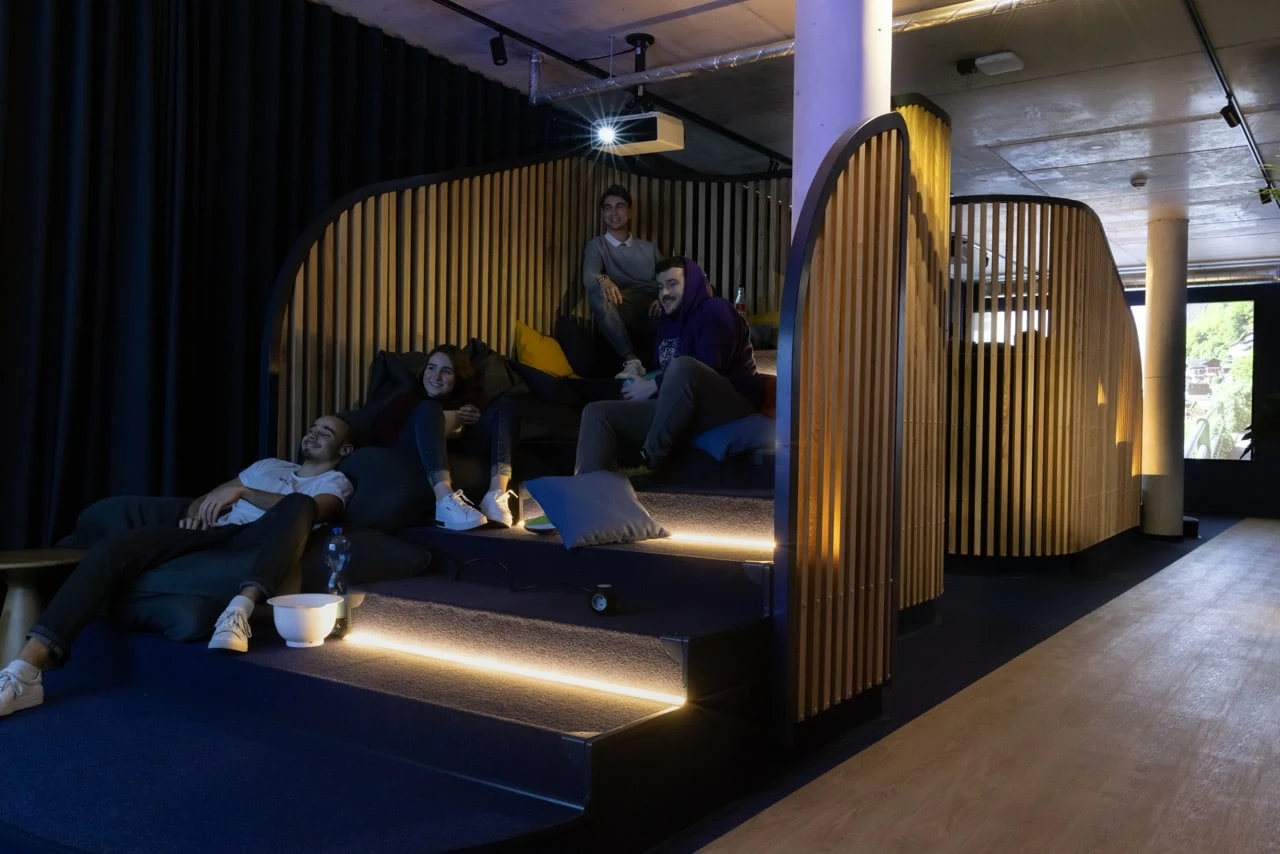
581, 185, 662, 379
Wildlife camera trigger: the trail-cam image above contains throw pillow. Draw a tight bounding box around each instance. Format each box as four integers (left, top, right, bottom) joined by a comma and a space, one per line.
692, 414, 777, 461
510, 360, 583, 408
524, 470, 669, 549
339, 447, 434, 533
514, 320, 576, 378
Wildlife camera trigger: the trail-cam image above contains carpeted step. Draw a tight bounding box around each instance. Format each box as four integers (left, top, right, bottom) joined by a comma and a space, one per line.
401, 491, 774, 616
353, 591, 686, 700
64, 623, 681, 806
0, 687, 580, 854
349, 574, 770, 701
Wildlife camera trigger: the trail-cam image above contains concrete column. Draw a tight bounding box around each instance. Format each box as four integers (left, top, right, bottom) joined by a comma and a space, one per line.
791, 0, 892, 226
1141, 217, 1189, 536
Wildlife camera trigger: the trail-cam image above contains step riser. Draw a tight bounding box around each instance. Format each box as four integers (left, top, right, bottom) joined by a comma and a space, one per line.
405, 528, 769, 615
355, 593, 686, 700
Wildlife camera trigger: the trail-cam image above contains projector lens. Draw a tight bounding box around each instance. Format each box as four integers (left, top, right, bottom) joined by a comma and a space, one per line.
596, 124, 617, 144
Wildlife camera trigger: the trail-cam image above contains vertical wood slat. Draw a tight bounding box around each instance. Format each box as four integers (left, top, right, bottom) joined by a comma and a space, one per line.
779, 120, 907, 724
270, 158, 792, 457
896, 102, 951, 609
946, 197, 1142, 558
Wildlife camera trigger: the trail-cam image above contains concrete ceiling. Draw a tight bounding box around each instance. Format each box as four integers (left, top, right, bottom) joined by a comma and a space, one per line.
317, 0, 1280, 271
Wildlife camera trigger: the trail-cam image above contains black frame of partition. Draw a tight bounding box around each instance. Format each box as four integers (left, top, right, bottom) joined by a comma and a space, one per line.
773, 112, 910, 731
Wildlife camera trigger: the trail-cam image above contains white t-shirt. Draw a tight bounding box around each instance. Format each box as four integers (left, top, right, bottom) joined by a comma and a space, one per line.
216, 459, 354, 527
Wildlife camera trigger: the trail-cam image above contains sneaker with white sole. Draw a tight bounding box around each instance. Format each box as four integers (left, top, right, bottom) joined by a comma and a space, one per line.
436, 490, 485, 531
614, 359, 645, 380
523, 514, 557, 533
0, 662, 44, 718
480, 489, 517, 527
208, 607, 252, 653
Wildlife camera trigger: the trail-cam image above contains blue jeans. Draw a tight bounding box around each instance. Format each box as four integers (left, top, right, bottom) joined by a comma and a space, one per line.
587, 283, 659, 360
395, 398, 519, 485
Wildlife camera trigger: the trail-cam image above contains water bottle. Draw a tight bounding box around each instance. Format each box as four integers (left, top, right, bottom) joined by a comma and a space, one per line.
734, 286, 748, 320
325, 526, 352, 638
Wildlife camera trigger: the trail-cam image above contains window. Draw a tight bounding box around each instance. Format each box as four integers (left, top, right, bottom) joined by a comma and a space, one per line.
1131, 301, 1254, 460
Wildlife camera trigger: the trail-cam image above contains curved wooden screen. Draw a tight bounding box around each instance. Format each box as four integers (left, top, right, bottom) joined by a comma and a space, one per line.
775, 115, 909, 724
262, 154, 790, 455
895, 98, 951, 610
947, 197, 1142, 557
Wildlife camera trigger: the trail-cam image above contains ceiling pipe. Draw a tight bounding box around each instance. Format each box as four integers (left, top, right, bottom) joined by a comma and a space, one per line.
419, 0, 792, 166
534, 0, 1069, 105
534, 39, 796, 104
1180, 0, 1280, 213
1119, 260, 1280, 289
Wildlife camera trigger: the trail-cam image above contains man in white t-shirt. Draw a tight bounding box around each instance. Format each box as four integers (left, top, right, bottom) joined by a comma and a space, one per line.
0, 415, 356, 719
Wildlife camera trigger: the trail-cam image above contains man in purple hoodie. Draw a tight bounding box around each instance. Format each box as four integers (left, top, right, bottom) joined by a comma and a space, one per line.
575, 257, 765, 474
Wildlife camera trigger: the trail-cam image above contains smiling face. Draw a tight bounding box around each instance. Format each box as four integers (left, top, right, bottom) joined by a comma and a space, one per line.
422, 351, 457, 398
298, 415, 353, 464
600, 194, 631, 233
657, 265, 685, 316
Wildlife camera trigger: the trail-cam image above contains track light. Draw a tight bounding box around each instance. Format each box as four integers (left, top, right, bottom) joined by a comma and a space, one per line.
1221, 103, 1241, 128
489, 33, 508, 66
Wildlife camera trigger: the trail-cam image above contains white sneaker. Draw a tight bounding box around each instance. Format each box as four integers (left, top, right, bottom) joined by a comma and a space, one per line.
480, 489, 517, 527
0, 662, 44, 717
614, 359, 645, 380
209, 607, 252, 653
436, 490, 485, 531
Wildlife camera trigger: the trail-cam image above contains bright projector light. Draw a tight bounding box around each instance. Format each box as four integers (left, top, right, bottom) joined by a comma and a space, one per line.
590, 111, 684, 155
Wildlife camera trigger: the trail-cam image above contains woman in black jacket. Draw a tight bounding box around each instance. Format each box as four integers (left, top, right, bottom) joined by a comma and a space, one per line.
373, 344, 518, 530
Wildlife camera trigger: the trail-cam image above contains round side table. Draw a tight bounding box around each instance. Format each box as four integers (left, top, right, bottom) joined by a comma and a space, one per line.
0, 549, 84, 663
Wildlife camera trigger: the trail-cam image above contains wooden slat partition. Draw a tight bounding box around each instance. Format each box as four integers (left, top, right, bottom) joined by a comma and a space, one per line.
946, 197, 1142, 557
895, 97, 951, 610
775, 115, 909, 724
263, 155, 790, 456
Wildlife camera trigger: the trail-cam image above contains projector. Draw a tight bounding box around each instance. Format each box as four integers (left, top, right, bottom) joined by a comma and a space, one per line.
592, 111, 685, 156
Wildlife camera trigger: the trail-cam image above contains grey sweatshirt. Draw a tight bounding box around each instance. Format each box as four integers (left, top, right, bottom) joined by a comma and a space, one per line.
581, 235, 662, 291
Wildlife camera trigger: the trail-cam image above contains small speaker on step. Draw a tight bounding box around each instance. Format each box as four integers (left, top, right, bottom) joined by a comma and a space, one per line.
589, 584, 617, 616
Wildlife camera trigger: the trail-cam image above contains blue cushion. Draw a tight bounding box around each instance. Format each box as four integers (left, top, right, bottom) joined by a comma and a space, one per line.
692, 414, 776, 462
525, 470, 669, 549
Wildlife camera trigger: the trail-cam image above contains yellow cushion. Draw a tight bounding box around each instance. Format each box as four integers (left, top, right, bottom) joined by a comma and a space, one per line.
513, 320, 576, 378
748, 311, 780, 328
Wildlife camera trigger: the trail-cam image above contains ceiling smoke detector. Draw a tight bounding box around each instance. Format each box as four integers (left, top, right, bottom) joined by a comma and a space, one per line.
957, 51, 1024, 77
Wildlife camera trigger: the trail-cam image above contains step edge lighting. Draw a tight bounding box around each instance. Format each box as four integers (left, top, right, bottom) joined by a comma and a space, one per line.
344, 631, 686, 707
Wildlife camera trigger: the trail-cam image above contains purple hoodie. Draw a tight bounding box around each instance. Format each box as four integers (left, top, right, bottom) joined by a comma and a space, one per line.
654, 258, 765, 408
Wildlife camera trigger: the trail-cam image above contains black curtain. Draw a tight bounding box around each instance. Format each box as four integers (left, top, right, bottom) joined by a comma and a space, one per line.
0, 0, 569, 548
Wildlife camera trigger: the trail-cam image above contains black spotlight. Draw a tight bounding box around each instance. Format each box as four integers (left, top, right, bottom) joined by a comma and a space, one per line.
489, 33, 508, 66
1221, 103, 1241, 128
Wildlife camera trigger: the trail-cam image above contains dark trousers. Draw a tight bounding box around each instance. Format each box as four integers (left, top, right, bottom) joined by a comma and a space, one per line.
30, 493, 317, 666
575, 356, 757, 473
395, 397, 519, 485
587, 283, 659, 360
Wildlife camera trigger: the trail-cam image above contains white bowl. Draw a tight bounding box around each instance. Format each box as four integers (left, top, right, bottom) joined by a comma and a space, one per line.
267, 593, 343, 648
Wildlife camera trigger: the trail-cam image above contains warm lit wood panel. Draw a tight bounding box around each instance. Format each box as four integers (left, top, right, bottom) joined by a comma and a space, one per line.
266, 157, 791, 456
896, 99, 951, 609
776, 116, 908, 724
947, 198, 1142, 557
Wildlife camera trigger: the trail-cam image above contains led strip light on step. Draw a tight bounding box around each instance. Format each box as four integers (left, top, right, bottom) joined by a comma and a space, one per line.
344, 632, 686, 707
667, 532, 775, 550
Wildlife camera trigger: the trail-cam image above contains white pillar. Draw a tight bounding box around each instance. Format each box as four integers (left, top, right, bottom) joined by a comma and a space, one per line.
1142, 218, 1189, 536
791, 0, 893, 226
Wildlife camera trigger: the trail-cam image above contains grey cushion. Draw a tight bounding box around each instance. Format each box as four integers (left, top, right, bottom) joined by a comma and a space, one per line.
338, 447, 433, 533
525, 470, 669, 549
692, 414, 776, 461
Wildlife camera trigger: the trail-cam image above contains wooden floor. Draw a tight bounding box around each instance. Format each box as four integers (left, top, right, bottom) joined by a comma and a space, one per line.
704, 519, 1280, 853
